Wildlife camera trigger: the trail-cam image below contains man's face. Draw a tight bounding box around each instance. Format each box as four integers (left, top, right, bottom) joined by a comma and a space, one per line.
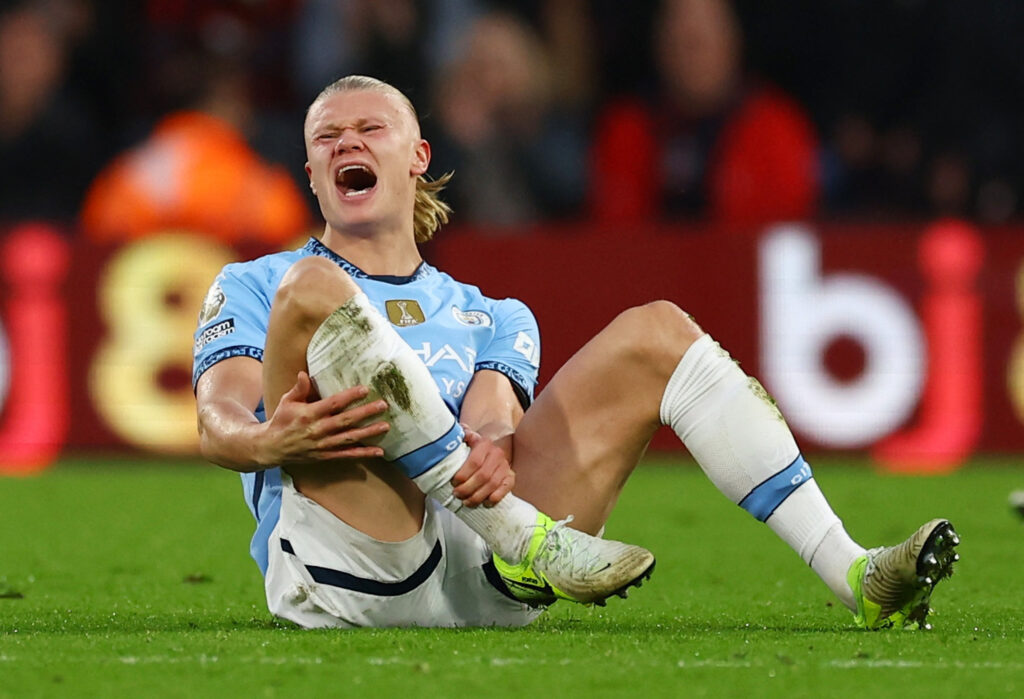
657, 0, 739, 113
304, 89, 429, 234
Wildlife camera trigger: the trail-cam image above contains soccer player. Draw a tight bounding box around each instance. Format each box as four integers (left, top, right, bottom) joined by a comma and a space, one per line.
193, 75, 958, 630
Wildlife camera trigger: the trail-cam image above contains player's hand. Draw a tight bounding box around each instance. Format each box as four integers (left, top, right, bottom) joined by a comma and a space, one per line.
263, 371, 390, 465
451, 428, 515, 508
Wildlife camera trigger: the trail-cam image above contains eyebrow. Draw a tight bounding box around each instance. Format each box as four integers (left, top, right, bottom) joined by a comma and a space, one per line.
314, 115, 390, 130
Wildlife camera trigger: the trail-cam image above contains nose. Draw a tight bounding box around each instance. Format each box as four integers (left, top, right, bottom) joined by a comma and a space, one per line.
335, 130, 363, 154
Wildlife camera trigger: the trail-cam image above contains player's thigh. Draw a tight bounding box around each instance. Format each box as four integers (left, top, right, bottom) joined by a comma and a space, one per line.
511, 301, 702, 534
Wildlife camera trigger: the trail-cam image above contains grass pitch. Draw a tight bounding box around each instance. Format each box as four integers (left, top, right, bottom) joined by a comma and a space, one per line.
1, 455, 1021, 698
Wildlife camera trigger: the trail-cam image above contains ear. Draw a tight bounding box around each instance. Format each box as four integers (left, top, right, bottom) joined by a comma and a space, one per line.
305, 163, 316, 195
410, 139, 431, 177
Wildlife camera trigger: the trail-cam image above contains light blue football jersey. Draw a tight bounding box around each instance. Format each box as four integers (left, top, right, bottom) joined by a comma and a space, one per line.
192, 237, 541, 575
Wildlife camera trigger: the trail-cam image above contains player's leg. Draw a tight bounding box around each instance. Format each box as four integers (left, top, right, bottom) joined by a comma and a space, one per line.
265, 256, 653, 603
262, 255, 426, 542
514, 301, 862, 602
274, 256, 540, 563
510, 301, 692, 534
490, 301, 687, 604
510, 300, 957, 626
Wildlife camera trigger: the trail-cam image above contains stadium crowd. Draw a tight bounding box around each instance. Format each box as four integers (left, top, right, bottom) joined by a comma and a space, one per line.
1, 0, 1022, 236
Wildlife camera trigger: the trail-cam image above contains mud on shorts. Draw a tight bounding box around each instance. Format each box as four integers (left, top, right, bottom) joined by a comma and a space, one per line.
264, 476, 544, 629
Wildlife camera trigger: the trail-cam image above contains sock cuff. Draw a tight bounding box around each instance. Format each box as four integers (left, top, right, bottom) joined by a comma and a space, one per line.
412, 448, 465, 507
397, 419, 464, 478
659, 333, 717, 426
659, 333, 748, 437
738, 455, 814, 522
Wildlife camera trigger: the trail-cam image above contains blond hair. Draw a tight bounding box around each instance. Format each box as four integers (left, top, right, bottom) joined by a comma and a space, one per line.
310, 75, 453, 243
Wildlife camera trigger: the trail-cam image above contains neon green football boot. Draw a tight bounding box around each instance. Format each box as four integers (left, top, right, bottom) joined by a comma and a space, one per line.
847, 519, 960, 630
493, 512, 656, 607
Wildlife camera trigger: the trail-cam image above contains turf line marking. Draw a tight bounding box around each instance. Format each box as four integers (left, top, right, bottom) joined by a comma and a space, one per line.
676, 660, 753, 668
6, 653, 1022, 671
827, 659, 1024, 670
114, 655, 327, 666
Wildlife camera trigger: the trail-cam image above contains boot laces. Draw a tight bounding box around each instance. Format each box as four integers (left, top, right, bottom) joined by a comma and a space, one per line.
534, 515, 605, 578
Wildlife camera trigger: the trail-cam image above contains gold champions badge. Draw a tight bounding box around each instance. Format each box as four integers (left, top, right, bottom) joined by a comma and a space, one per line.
385, 299, 426, 326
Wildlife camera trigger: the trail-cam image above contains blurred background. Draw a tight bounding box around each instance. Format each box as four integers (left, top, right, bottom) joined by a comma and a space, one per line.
5, 0, 1024, 229
1, 0, 1023, 473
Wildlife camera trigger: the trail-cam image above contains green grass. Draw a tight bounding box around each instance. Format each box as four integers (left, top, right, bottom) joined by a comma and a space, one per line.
1, 455, 1022, 697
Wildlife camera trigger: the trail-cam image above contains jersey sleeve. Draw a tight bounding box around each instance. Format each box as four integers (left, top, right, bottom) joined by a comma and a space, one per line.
191, 261, 273, 390
475, 298, 541, 408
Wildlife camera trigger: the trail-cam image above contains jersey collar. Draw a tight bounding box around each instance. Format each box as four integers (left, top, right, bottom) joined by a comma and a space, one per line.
303, 237, 433, 284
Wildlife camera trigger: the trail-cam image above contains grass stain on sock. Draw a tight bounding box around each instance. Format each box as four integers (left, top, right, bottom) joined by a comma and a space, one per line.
335, 298, 373, 333
372, 362, 412, 412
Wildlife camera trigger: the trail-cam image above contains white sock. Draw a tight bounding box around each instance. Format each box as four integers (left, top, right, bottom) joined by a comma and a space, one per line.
412, 446, 539, 564
660, 334, 865, 606
307, 293, 460, 468
306, 293, 538, 563
766, 481, 864, 609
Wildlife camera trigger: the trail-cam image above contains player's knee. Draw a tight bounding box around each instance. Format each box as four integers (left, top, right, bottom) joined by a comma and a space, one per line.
613, 300, 704, 367
274, 257, 358, 324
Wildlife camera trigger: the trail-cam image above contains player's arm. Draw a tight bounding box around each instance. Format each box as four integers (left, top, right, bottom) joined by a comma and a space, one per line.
460, 368, 525, 458
195, 356, 389, 472
450, 369, 525, 506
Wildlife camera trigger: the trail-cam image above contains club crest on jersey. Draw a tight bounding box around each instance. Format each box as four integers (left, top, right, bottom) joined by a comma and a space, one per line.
386, 299, 425, 326
451, 306, 493, 327
198, 280, 226, 326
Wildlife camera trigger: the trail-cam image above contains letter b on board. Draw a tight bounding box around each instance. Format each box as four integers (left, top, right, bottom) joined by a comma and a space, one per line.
759, 226, 924, 447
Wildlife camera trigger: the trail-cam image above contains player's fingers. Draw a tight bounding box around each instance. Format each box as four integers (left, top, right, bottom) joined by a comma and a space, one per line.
319, 385, 372, 415
452, 463, 487, 499
284, 371, 312, 402
477, 452, 514, 505
318, 445, 386, 461
317, 421, 389, 450
484, 473, 515, 507
321, 399, 388, 432
450, 446, 486, 487
454, 453, 501, 505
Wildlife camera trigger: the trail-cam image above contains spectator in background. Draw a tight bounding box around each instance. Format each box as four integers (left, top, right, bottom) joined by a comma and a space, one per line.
487, 0, 598, 112
425, 10, 590, 227
80, 48, 311, 246
588, 0, 820, 230
141, 0, 300, 113
291, 0, 480, 108
0, 0, 102, 225
812, 0, 1024, 225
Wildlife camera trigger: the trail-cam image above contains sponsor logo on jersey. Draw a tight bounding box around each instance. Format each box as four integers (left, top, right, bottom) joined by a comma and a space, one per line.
386, 299, 425, 326
198, 280, 226, 325
194, 318, 235, 352
412, 343, 477, 373
451, 306, 493, 327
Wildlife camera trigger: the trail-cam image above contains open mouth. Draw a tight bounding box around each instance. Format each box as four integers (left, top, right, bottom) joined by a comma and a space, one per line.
336, 165, 378, 197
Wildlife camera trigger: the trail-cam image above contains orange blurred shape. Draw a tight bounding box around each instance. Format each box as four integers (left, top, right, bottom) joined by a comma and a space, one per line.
80, 112, 310, 245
